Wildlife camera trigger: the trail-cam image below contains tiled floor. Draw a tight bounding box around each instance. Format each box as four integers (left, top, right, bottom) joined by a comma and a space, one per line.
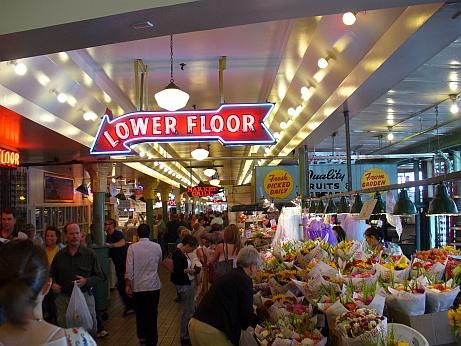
98, 267, 182, 346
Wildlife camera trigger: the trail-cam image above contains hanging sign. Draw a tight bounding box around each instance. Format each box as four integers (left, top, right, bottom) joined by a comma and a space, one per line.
309, 165, 348, 193
360, 167, 390, 188
0, 147, 20, 167
184, 183, 222, 197
90, 103, 275, 154
256, 166, 298, 201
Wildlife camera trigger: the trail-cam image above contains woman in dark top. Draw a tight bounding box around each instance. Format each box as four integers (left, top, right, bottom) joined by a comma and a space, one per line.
171, 235, 198, 345
189, 246, 262, 346
332, 225, 346, 243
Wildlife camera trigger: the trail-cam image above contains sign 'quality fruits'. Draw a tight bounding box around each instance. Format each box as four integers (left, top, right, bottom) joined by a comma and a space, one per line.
91, 103, 275, 154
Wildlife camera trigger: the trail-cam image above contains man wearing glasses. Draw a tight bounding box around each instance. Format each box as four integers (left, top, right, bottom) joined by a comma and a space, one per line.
105, 218, 134, 316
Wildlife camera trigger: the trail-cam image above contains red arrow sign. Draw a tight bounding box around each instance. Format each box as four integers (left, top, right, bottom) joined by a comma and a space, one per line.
90, 103, 275, 154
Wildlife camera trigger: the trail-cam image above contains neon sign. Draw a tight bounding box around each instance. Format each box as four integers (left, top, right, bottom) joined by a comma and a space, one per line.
90, 103, 275, 155
186, 184, 222, 198
0, 148, 20, 168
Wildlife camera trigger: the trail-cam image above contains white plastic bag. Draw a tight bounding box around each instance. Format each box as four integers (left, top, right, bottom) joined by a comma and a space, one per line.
425, 282, 460, 313
386, 288, 425, 316
65, 282, 93, 330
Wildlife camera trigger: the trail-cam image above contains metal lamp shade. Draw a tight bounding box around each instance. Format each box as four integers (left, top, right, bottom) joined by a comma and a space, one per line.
336, 196, 350, 214
427, 183, 459, 216
309, 201, 317, 213
392, 189, 417, 215
315, 200, 326, 214
325, 199, 337, 215
75, 183, 89, 196
115, 191, 127, 200
350, 194, 363, 214
372, 192, 386, 215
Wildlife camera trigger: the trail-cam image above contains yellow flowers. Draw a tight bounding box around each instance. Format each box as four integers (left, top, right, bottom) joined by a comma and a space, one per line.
448, 305, 461, 335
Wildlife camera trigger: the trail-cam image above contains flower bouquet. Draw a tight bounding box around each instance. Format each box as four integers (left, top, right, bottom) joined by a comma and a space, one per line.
351, 282, 386, 315
425, 279, 460, 313
374, 256, 410, 283
448, 305, 461, 336
332, 240, 362, 262
335, 308, 387, 346
411, 249, 448, 280
384, 280, 426, 316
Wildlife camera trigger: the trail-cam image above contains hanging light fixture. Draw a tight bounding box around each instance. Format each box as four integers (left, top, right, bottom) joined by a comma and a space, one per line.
392, 189, 417, 216
325, 198, 337, 215
372, 192, 386, 215
203, 168, 216, 177
115, 180, 126, 200
342, 12, 357, 25
336, 196, 351, 214
191, 144, 209, 161
309, 200, 317, 213
350, 193, 363, 214
267, 202, 278, 213
427, 183, 459, 216
75, 166, 89, 195
154, 34, 189, 111
209, 173, 220, 186
315, 199, 326, 214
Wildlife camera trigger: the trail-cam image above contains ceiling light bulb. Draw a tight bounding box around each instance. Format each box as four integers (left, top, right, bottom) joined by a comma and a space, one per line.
450, 97, 459, 114
14, 62, 27, 76
280, 121, 288, 130
111, 178, 116, 183
83, 111, 97, 121
264, 147, 271, 154
210, 178, 220, 186
317, 57, 329, 69
191, 146, 209, 161
203, 168, 216, 177
139, 151, 146, 157
288, 107, 296, 117
387, 132, 394, 141
273, 132, 281, 140
57, 93, 67, 103
342, 12, 357, 26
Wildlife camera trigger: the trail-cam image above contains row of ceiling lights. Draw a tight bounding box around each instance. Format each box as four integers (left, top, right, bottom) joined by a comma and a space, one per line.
273, 11, 357, 141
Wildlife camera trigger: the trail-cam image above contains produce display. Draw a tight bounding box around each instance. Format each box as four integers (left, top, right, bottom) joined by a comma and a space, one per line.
251, 238, 461, 345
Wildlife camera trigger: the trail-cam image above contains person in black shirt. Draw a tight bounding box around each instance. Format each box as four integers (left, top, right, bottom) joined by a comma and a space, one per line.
189, 246, 261, 346
104, 218, 134, 316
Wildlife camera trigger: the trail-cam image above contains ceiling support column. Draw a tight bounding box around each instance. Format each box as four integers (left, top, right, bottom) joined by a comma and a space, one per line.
453, 151, 461, 246
413, 160, 421, 251
344, 105, 353, 192
158, 183, 171, 223
142, 178, 159, 240
88, 163, 111, 246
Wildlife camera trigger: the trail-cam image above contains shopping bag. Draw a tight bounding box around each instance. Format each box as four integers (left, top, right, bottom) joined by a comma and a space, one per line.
162, 255, 174, 273
65, 282, 93, 330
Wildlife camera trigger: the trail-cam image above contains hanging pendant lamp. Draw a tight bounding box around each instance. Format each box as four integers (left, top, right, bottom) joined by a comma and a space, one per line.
75, 166, 89, 195
191, 144, 209, 161
427, 183, 459, 216
325, 198, 337, 215
115, 181, 126, 200
336, 196, 350, 214
372, 192, 386, 215
392, 189, 417, 215
350, 194, 363, 214
155, 34, 189, 111
315, 200, 326, 214
309, 201, 317, 213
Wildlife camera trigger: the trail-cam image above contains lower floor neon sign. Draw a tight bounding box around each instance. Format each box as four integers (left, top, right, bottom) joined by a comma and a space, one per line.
0, 148, 20, 167
90, 103, 275, 154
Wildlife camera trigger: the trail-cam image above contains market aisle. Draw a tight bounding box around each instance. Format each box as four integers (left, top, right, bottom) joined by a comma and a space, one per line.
98, 267, 182, 346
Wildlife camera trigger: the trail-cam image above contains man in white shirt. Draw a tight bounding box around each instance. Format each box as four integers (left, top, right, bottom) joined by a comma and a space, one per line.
125, 224, 163, 346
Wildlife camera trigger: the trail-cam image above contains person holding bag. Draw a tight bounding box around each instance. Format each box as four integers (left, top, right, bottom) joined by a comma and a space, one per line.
170, 235, 199, 345
0, 239, 96, 345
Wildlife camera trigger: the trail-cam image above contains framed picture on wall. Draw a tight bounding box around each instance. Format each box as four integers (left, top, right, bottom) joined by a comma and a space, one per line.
44, 173, 74, 203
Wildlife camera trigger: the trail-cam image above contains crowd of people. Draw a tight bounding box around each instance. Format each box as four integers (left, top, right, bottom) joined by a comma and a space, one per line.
0, 208, 262, 346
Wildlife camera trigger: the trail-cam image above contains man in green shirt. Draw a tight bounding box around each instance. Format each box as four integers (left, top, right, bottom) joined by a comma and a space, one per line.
50, 223, 105, 331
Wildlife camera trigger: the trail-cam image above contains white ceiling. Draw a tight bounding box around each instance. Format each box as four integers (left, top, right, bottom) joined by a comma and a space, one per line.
1, 0, 461, 189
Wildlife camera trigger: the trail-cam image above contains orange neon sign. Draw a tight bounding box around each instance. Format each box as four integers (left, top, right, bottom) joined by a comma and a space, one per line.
0, 148, 20, 167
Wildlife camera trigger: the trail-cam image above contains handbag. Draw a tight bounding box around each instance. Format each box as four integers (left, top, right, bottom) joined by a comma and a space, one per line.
209, 244, 234, 283
65, 282, 93, 330
162, 254, 174, 273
